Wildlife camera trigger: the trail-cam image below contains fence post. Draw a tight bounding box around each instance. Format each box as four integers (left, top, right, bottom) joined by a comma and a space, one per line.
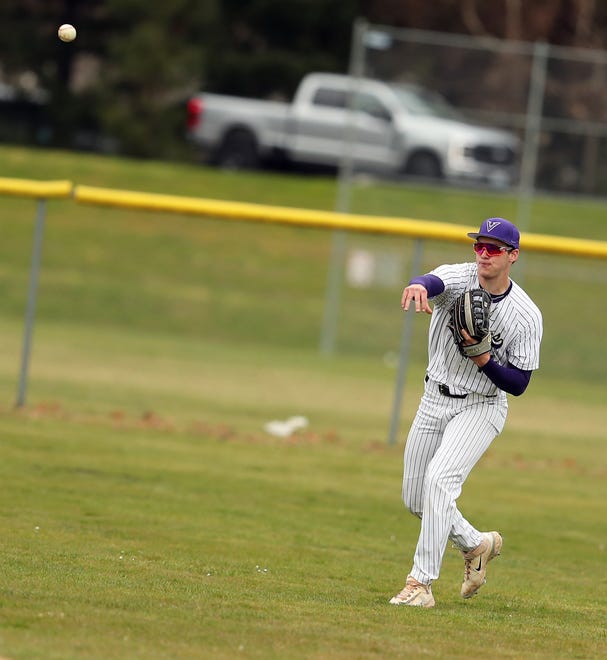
16, 198, 47, 408
515, 40, 549, 283
319, 18, 368, 355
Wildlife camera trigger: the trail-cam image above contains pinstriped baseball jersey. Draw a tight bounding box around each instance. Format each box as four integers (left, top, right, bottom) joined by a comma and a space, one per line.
425, 262, 543, 398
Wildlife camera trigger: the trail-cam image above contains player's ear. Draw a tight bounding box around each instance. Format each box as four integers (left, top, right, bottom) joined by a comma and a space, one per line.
509, 249, 519, 264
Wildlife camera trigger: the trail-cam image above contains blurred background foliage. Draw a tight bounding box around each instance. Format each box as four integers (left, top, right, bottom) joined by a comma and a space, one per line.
2, 1, 607, 160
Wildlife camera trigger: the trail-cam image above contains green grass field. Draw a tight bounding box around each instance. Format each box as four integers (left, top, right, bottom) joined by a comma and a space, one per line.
0, 146, 605, 658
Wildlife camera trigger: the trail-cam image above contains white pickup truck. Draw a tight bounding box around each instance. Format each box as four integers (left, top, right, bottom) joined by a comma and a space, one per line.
186, 72, 519, 186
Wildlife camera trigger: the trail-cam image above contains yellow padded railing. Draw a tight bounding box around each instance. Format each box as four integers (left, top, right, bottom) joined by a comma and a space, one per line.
0, 177, 73, 199
73, 183, 607, 260
0, 176, 606, 260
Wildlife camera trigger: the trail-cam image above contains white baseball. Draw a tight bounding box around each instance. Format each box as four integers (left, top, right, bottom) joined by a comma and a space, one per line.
58, 24, 77, 43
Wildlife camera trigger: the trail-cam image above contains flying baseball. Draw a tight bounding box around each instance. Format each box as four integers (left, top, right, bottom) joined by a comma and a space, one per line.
58, 24, 77, 43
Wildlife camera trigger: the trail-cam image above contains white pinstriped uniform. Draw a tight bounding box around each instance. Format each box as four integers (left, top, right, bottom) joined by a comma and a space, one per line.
402, 262, 542, 585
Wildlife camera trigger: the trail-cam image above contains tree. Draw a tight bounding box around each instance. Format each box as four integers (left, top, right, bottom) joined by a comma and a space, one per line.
0, 0, 217, 157
203, 0, 361, 100
362, 0, 607, 48
93, 0, 218, 157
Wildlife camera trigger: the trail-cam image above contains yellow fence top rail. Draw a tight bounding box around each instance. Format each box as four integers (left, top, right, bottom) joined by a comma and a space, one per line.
1, 177, 606, 260
75, 184, 607, 260
0, 177, 73, 199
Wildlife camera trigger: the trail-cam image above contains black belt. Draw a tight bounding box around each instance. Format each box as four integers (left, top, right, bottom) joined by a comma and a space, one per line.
425, 375, 467, 399
438, 383, 468, 399
425, 375, 496, 399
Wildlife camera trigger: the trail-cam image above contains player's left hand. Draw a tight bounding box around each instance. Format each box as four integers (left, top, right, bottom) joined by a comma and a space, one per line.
461, 329, 491, 367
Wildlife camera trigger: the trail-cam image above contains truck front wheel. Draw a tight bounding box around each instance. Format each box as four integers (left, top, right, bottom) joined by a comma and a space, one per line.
404, 151, 443, 180
216, 129, 260, 169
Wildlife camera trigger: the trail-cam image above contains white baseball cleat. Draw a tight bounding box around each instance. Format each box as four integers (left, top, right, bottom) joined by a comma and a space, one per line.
461, 531, 503, 599
389, 575, 435, 607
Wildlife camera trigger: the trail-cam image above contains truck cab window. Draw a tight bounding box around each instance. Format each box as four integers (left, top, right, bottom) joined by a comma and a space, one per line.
312, 88, 348, 109
313, 88, 391, 122
353, 94, 392, 122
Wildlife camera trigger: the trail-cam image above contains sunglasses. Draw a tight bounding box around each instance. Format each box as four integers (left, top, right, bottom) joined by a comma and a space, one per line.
473, 242, 513, 256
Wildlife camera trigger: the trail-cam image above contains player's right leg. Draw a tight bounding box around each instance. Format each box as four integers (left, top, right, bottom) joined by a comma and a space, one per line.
390, 389, 446, 605
401, 391, 446, 518
389, 575, 435, 607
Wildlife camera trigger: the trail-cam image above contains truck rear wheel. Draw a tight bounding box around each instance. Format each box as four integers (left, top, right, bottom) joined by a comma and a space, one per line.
216, 129, 260, 169
404, 151, 443, 180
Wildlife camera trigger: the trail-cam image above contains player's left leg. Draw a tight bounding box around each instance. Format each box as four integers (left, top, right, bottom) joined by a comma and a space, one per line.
445, 400, 507, 551
460, 530, 503, 598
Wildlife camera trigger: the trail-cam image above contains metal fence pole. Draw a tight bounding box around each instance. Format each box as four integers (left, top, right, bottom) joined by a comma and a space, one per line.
16, 198, 47, 408
515, 41, 549, 281
319, 18, 368, 355
387, 239, 424, 445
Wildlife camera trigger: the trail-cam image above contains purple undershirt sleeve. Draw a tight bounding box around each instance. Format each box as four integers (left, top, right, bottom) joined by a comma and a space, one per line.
480, 358, 532, 396
409, 274, 445, 298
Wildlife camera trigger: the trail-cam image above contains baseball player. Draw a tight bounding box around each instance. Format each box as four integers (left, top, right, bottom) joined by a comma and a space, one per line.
390, 217, 543, 608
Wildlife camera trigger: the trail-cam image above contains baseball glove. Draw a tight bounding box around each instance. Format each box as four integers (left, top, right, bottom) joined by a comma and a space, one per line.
448, 288, 492, 358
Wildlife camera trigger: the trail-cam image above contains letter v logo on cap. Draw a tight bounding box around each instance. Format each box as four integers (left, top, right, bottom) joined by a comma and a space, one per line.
486, 220, 501, 232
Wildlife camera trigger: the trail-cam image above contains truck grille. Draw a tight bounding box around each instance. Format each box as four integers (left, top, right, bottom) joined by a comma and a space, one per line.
466, 145, 516, 166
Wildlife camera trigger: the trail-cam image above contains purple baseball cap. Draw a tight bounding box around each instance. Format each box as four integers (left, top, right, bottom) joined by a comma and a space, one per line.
467, 217, 520, 249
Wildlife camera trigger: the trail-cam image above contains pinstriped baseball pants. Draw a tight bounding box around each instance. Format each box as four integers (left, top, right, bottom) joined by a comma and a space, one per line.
402, 379, 507, 585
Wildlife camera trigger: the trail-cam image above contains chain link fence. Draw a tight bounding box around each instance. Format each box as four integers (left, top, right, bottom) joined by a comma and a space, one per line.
346, 20, 607, 200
